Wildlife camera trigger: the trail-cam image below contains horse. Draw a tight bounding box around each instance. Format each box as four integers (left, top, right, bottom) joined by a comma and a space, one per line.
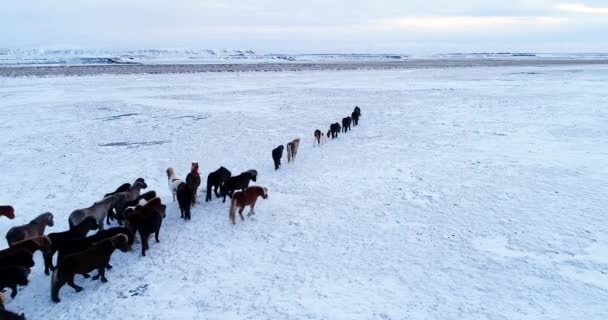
0, 265, 30, 299
186, 162, 201, 207
219, 171, 258, 203
229, 186, 268, 224
5, 212, 54, 246
314, 130, 325, 147
167, 168, 193, 220
103, 182, 133, 224
342, 116, 352, 133
44, 217, 99, 275
287, 139, 301, 163
351, 111, 359, 126
51, 234, 131, 303
272, 145, 284, 170
68, 194, 117, 231
122, 190, 157, 217
111, 178, 148, 225
0, 249, 35, 270
2, 236, 52, 257
125, 198, 165, 256
330, 123, 341, 139
354, 106, 361, 118
56, 227, 133, 273
0, 206, 15, 220
205, 167, 232, 202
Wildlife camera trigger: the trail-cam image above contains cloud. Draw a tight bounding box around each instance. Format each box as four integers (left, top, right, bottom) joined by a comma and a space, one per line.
557, 3, 608, 14
372, 16, 569, 31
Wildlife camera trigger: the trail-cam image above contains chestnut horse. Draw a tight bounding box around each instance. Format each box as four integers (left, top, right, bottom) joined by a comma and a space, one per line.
229, 186, 268, 224
186, 162, 201, 207
6, 212, 54, 246
0, 206, 15, 220
287, 138, 300, 163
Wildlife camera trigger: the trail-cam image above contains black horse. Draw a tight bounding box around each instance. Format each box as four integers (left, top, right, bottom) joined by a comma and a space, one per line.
219, 171, 257, 203
352, 106, 361, 126
272, 145, 284, 170
206, 167, 232, 202
342, 117, 352, 133
330, 123, 341, 139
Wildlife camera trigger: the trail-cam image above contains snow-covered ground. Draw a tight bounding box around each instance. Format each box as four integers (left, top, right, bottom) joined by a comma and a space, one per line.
0, 65, 607, 319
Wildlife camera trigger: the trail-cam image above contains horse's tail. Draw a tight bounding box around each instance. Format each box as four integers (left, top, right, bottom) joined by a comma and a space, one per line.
177, 183, 192, 220
205, 174, 213, 201
229, 197, 238, 224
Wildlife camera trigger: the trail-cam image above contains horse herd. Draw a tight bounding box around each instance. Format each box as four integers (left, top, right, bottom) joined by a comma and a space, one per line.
0, 106, 362, 318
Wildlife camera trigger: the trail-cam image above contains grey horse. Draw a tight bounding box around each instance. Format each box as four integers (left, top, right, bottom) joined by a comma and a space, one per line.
68, 194, 118, 230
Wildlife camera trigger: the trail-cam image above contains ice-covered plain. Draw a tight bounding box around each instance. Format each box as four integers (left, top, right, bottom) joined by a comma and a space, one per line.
0, 65, 607, 319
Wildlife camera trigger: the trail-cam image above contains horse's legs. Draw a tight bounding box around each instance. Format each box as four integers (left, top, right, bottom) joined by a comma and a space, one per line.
230, 209, 236, 224
172, 192, 176, 202
248, 201, 257, 216
141, 232, 148, 256
155, 228, 160, 243
67, 275, 83, 292
10, 285, 17, 298
238, 206, 245, 221
44, 252, 54, 275
93, 267, 108, 283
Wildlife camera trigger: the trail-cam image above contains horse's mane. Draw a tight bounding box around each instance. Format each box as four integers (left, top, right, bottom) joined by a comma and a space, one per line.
31, 212, 52, 224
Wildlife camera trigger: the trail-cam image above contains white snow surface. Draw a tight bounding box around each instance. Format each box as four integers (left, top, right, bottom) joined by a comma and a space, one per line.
0, 65, 607, 319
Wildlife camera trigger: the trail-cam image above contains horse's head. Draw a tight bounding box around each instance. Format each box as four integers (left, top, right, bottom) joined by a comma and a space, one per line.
166, 167, 175, 179
191, 162, 199, 173
112, 233, 132, 252
261, 187, 269, 199
83, 216, 99, 231
134, 179, 148, 189
44, 212, 54, 227
0, 206, 15, 219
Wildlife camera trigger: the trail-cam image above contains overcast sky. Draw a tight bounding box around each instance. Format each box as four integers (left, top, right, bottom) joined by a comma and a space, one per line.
1, 1, 607, 53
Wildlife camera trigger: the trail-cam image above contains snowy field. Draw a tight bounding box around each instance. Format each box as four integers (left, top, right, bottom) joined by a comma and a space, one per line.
0, 65, 607, 319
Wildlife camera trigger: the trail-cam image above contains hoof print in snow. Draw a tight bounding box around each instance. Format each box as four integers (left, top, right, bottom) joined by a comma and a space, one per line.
121, 284, 149, 298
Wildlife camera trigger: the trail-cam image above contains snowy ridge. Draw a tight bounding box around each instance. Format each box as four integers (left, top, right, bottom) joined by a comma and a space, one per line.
2, 48, 608, 67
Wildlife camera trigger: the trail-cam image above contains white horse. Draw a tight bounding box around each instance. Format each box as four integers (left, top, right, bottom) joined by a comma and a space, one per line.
68, 194, 117, 230
167, 167, 185, 202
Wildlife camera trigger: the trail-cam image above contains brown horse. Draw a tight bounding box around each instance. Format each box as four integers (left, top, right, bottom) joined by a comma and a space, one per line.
125, 198, 166, 256
313, 130, 325, 147
287, 138, 301, 163
229, 186, 268, 224
2, 236, 52, 256
5, 212, 54, 246
186, 162, 201, 207
0, 206, 15, 220
51, 233, 131, 303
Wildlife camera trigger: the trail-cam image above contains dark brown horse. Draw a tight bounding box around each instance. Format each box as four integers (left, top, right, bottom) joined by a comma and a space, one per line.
51, 233, 131, 303
44, 217, 99, 275
2, 236, 52, 256
0, 206, 15, 220
186, 162, 201, 207
229, 186, 268, 224
0, 265, 30, 299
6, 212, 54, 246
205, 167, 232, 202
125, 198, 165, 256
